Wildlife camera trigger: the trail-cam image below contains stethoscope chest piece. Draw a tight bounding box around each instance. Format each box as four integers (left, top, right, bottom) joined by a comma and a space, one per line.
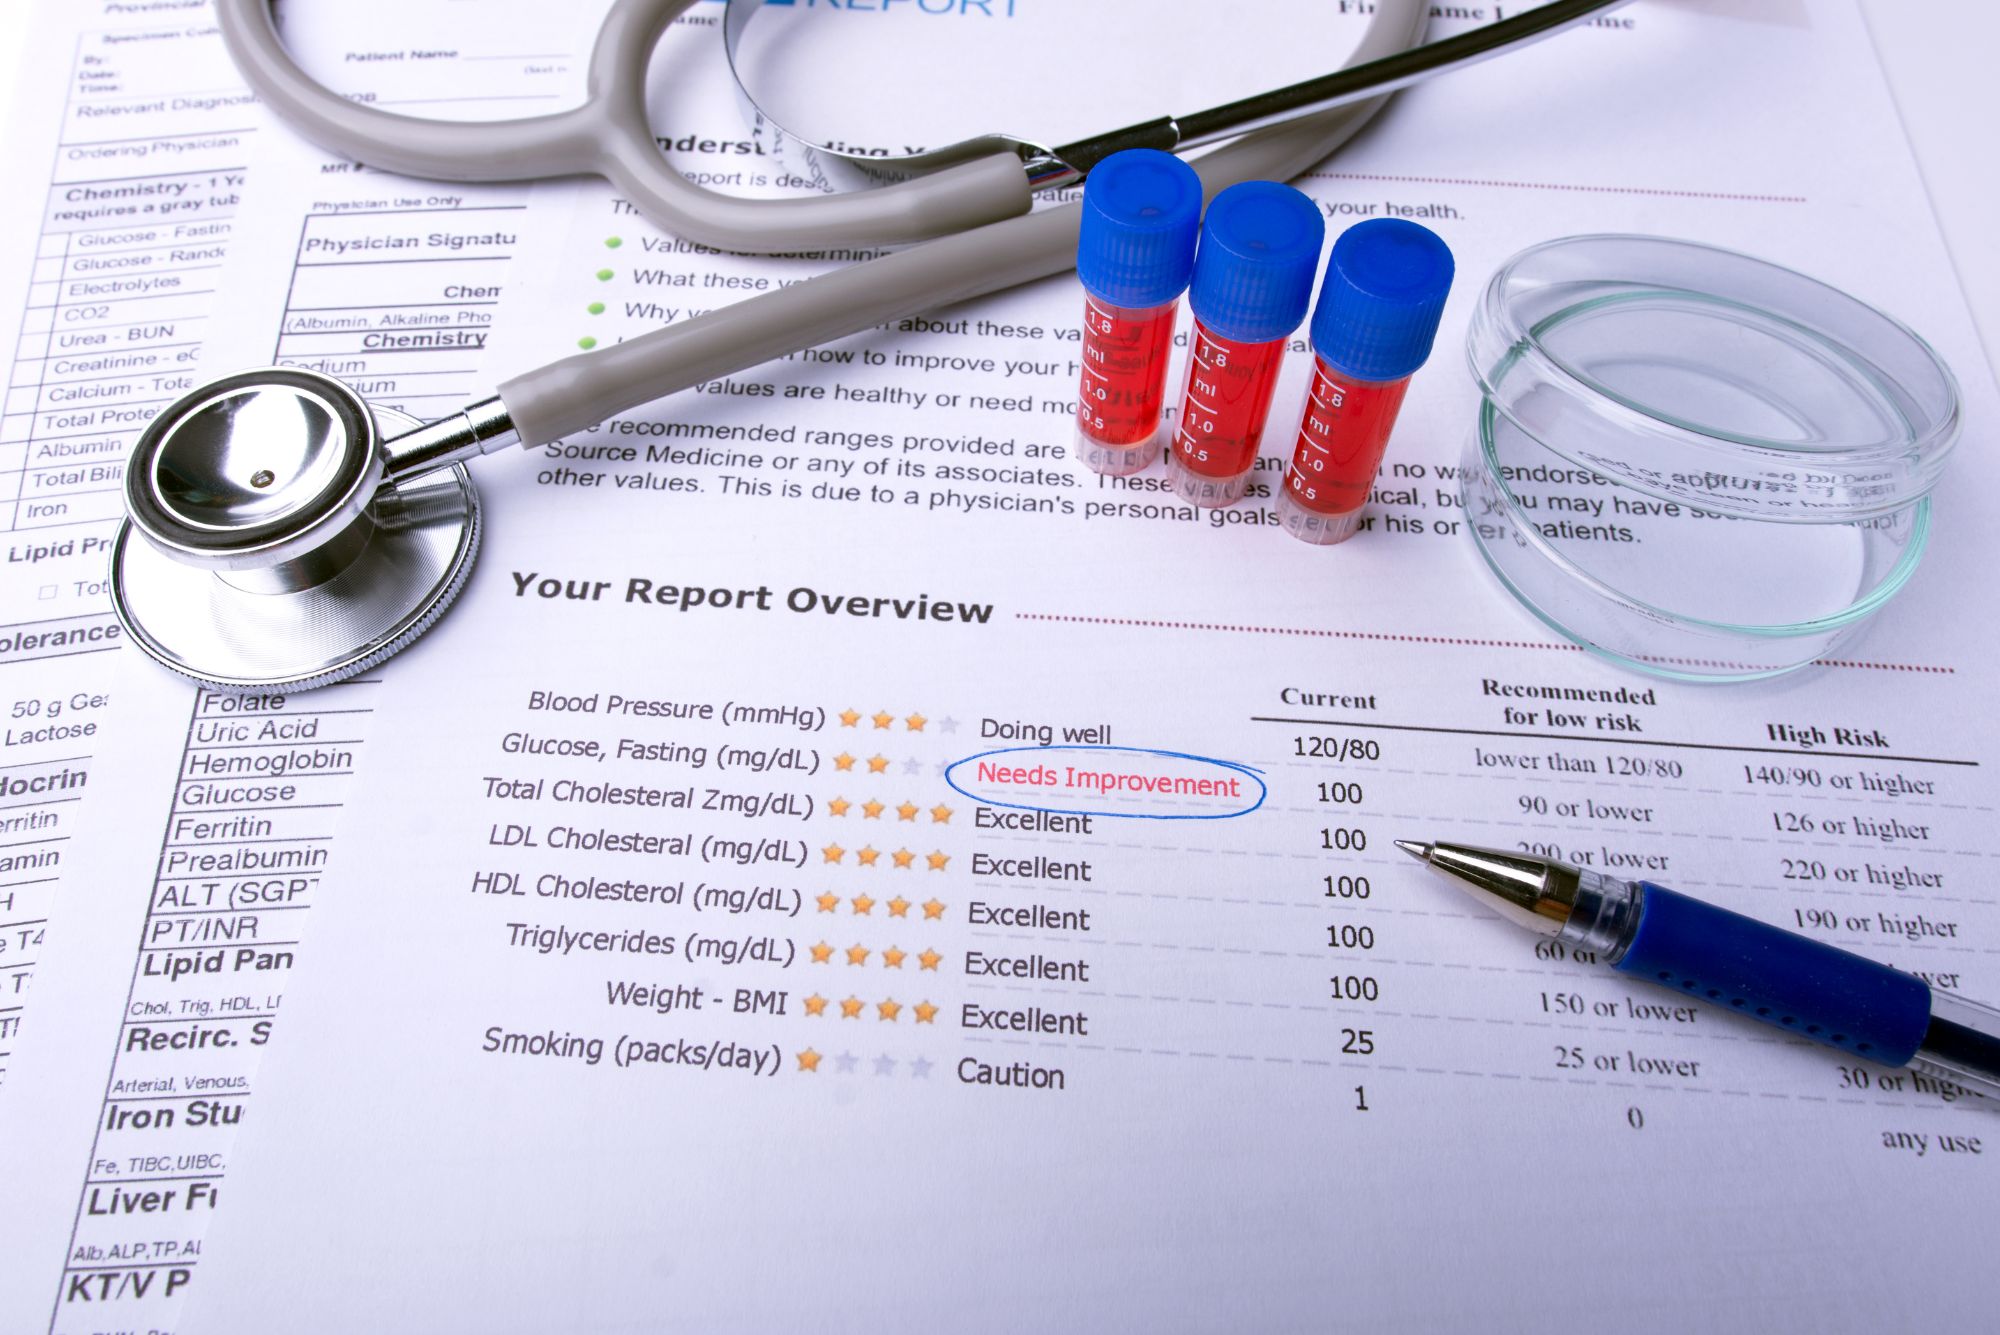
110, 367, 482, 691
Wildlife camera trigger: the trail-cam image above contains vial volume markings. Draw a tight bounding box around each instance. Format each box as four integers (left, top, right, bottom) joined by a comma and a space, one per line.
1278, 218, 1454, 545
1175, 325, 1286, 500
1285, 366, 1411, 519
1072, 149, 1202, 477
1080, 293, 1178, 457
1167, 182, 1325, 508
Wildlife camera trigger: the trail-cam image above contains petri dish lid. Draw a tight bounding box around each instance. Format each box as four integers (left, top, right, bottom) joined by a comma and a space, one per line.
1466, 235, 1961, 521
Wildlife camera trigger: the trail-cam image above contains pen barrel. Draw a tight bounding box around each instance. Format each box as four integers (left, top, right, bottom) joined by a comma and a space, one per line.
1612, 885, 1931, 1066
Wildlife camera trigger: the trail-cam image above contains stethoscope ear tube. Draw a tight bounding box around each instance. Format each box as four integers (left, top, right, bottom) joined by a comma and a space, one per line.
495, 13, 1430, 447
215, 0, 600, 183
214, 0, 1035, 251
209, 0, 1432, 447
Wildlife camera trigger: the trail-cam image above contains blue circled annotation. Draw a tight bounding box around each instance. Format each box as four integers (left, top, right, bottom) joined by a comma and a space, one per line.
945, 745, 1265, 821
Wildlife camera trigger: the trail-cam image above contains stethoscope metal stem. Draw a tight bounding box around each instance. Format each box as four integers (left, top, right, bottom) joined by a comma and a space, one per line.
382, 397, 518, 485
1026, 0, 1633, 188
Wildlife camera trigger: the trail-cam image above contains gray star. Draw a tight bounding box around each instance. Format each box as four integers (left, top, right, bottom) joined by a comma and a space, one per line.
933, 760, 952, 777
873, 1053, 897, 1076
909, 1055, 934, 1079
938, 717, 959, 734
903, 757, 923, 776
835, 1050, 858, 1074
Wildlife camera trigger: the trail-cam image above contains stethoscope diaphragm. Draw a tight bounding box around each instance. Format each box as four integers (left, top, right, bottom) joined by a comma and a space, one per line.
111, 372, 483, 691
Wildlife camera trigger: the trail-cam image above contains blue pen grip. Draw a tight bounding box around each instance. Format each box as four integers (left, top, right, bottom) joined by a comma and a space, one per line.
1613, 886, 1931, 1065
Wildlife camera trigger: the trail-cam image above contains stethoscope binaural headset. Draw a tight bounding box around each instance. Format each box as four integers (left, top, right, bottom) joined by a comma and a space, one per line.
109, 0, 1628, 690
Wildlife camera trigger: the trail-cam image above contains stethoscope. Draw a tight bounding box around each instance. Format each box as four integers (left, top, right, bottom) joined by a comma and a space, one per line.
110, 0, 1627, 690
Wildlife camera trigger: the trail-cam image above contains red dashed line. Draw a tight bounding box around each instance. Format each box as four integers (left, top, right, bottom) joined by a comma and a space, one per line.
1812, 659, 1955, 676
1305, 170, 1807, 206
1015, 612, 1580, 653
1013, 614, 1953, 675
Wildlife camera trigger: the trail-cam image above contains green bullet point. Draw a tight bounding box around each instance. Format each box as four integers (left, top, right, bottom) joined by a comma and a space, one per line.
596, 269, 613, 282
577, 336, 598, 350
604, 236, 622, 249
587, 301, 605, 315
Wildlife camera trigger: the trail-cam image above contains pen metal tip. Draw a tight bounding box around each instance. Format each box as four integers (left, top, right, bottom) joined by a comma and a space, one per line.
1394, 840, 1431, 863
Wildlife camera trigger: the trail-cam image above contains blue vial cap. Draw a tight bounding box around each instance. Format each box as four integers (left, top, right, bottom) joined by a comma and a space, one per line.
1076, 149, 1201, 309
1309, 219, 1455, 382
1188, 182, 1325, 344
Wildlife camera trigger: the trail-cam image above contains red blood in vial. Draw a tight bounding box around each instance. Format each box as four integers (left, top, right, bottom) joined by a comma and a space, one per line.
1076, 296, 1178, 447
1174, 321, 1287, 479
1283, 358, 1412, 515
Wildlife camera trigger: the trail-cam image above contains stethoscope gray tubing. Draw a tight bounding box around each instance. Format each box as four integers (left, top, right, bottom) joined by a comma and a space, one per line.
125, 0, 1639, 689
200, 0, 1431, 461
202, 0, 1665, 452
221, 0, 1628, 252
218, 0, 1030, 253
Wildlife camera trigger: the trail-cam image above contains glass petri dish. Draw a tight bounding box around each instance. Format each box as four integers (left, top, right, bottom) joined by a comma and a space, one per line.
1461, 235, 1958, 681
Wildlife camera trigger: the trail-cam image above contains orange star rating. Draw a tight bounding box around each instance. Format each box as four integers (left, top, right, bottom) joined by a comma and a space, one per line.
861, 799, 885, 820
803, 994, 828, 1017
922, 898, 946, 920
810, 941, 833, 964
838, 709, 861, 728
881, 946, 907, 969
851, 893, 875, 916
798, 1048, 822, 1071
891, 848, 915, 870
845, 944, 870, 966
896, 801, 919, 821
905, 712, 927, 732
872, 711, 894, 729
926, 851, 950, 872
834, 752, 856, 771
886, 896, 911, 918
867, 754, 890, 774
827, 797, 851, 817
930, 804, 953, 824
877, 999, 902, 1022
840, 996, 864, 1019
918, 948, 942, 971
822, 843, 846, 864
856, 846, 881, 868
914, 1001, 938, 1024
815, 892, 840, 913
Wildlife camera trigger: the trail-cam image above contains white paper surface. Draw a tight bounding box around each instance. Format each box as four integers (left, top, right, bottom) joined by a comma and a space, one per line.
2, 2, 1996, 1332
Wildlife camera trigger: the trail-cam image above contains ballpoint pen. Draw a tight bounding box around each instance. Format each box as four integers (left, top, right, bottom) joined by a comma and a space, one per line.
1398, 839, 2000, 1097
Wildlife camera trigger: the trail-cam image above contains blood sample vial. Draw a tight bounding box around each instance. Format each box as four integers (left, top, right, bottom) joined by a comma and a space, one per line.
1166, 182, 1324, 508
1278, 219, 1454, 544
1074, 149, 1201, 476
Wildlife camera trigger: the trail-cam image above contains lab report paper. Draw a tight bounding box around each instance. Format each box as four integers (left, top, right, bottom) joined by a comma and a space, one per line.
2, 2, 1997, 1333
